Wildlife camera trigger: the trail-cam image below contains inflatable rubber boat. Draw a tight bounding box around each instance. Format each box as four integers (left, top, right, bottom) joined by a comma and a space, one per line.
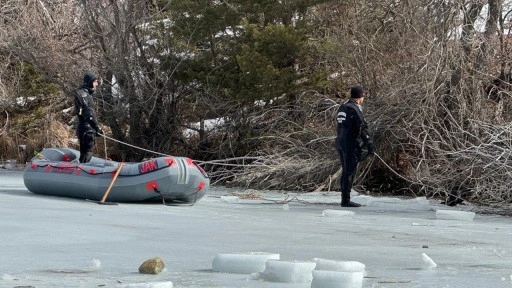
23, 148, 209, 204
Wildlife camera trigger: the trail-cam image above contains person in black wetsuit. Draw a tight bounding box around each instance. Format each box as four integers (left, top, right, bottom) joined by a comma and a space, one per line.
336, 85, 374, 207
74, 72, 103, 163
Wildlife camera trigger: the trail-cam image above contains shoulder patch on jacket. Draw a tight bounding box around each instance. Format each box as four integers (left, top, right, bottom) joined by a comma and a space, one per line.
76, 89, 88, 99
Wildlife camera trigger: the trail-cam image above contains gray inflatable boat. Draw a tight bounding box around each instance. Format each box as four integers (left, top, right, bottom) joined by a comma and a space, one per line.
23, 148, 209, 204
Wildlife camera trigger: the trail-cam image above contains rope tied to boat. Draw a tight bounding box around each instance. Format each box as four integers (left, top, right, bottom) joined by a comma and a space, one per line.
99, 133, 171, 158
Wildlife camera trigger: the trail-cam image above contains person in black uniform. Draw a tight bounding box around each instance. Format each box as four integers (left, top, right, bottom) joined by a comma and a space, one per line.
336, 85, 374, 207
74, 72, 103, 163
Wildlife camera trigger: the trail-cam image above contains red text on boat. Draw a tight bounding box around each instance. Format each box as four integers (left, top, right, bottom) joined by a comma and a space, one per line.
139, 159, 158, 174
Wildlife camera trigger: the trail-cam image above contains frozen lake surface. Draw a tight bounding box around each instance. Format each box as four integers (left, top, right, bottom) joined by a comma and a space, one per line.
1, 170, 511, 287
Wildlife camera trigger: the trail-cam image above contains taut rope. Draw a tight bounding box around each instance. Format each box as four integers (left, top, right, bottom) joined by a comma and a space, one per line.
99, 133, 171, 157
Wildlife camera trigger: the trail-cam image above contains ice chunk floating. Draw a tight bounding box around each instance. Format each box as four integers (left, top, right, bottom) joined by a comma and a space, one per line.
255, 259, 316, 283
311, 258, 365, 288
422, 253, 437, 269
314, 258, 365, 273
435, 209, 475, 221
212, 252, 279, 274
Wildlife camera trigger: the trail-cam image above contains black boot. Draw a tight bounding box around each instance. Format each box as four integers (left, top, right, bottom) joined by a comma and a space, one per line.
341, 198, 361, 207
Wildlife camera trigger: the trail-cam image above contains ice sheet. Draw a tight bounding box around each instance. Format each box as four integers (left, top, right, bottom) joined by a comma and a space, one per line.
1, 171, 511, 288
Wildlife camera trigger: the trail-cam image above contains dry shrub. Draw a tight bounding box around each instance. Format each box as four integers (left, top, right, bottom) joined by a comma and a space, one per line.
206, 94, 342, 191
217, 153, 339, 191
0, 133, 17, 161
5, 117, 73, 162
37, 120, 72, 148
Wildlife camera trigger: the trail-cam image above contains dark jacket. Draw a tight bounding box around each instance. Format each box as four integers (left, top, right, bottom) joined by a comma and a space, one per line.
336, 99, 373, 152
74, 86, 100, 134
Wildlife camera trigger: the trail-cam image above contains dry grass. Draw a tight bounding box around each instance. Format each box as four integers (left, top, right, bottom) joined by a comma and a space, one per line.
0, 116, 73, 163
227, 191, 262, 199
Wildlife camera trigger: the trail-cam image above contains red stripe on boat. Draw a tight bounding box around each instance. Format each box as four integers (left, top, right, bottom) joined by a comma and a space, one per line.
31, 163, 37, 169
165, 157, 176, 167
89, 169, 96, 174
186, 158, 195, 167
146, 180, 158, 191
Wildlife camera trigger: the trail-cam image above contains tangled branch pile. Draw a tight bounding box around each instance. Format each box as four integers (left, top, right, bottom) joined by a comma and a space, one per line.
202, 1, 512, 208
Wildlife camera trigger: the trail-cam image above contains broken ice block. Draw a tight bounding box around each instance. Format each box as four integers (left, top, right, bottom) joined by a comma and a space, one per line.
212, 252, 279, 274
